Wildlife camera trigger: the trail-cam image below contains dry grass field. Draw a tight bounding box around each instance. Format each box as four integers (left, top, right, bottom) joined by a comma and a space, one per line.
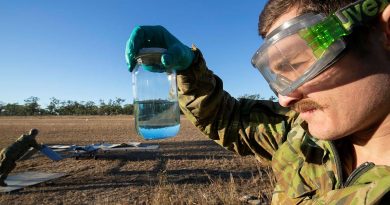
0, 116, 274, 205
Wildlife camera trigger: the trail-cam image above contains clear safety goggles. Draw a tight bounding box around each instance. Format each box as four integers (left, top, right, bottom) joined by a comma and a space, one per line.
252, 0, 389, 96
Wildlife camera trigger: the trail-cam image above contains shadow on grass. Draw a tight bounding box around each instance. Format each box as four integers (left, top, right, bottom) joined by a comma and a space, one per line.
11, 168, 263, 194
7, 140, 266, 194
73, 140, 233, 161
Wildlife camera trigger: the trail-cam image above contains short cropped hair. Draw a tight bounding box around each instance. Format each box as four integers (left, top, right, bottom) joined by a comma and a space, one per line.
258, 0, 359, 37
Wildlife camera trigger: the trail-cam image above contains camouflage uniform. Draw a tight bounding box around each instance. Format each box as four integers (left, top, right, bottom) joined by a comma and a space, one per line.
0, 129, 42, 186
177, 48, 390, 204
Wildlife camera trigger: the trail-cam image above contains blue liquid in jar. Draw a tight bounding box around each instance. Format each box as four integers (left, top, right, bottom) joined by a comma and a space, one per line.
134, 100, 180, 140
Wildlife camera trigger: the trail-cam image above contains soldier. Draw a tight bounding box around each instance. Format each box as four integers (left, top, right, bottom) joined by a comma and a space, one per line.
0, 129, 42, 186
125, 0, 390, 204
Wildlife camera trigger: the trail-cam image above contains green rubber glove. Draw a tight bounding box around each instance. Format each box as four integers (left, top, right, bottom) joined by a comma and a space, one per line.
125, 25, 194, 72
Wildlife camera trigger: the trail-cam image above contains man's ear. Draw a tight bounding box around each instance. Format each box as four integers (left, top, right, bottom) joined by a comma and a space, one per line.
381, 5, 390, 50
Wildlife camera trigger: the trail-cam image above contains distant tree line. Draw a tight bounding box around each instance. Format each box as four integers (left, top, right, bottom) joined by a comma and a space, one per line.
0, 94, 276, 116
0, 97, 134, 116
237, 94, 277, 101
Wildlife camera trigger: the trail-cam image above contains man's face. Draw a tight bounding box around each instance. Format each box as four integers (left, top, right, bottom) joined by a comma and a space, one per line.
268, 8, 390, 140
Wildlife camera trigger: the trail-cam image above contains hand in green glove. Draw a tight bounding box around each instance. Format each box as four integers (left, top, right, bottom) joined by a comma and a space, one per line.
125, 25, 194, 72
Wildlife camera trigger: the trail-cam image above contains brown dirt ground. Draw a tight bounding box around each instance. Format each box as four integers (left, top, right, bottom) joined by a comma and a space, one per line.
0, 116, 274, 205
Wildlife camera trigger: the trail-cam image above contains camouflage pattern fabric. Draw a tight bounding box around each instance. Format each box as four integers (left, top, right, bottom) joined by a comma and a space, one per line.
0, 156, 16, 183
0, 134, 42, 182
176, 47, 390, 204
1, 134, 42, 161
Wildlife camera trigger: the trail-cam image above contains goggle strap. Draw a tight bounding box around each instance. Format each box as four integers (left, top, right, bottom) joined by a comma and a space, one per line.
300, 0, 389, 58
334, 0, 389, 32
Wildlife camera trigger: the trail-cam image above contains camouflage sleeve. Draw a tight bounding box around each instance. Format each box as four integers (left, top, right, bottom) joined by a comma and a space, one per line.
176, 47, 298, 163
30, 140, 43, 150
25, 136, 43, 150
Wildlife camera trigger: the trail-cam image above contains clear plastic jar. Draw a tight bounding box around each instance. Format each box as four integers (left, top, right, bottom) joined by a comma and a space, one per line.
132, 48, 180, 140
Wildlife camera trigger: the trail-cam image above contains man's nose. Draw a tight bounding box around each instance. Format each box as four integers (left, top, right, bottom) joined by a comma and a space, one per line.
278, 91, 303, 107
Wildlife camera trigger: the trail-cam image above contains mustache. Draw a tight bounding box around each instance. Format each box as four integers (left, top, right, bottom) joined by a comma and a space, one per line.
292, 99, 326, 112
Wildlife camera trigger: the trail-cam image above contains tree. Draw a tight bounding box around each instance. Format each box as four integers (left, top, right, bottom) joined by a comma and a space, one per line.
112, 97, 125, 115
123, 104, 134, 115
237, 94, 278, 102
98, 99, 109, 115
269, 96, 278, 102
2, 103, 25, 116
47, 97, 60, 115
237, 94, 264, 100
0, 102, 4, 115
85, 101, 98, 115
0, 97, 133, 116
58, 100, 75, 115
24, 96, 40, 115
